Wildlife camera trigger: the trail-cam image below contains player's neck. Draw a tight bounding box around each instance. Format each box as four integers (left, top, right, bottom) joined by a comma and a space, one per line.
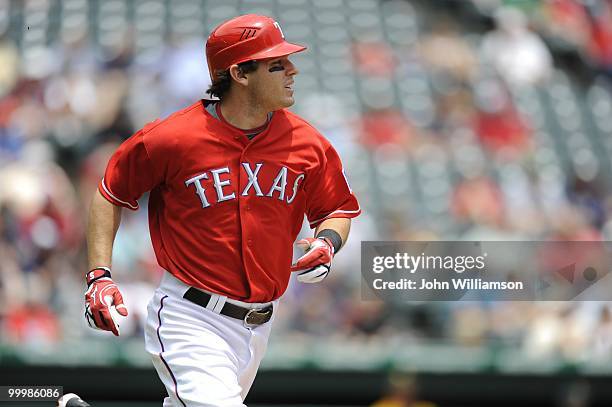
219, 96, 269, 130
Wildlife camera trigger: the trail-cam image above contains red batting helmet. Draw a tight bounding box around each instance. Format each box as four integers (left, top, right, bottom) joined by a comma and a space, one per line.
206, 14, 306, 81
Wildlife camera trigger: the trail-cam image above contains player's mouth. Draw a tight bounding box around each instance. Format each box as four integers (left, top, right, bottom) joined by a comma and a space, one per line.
285, 82, 294, 92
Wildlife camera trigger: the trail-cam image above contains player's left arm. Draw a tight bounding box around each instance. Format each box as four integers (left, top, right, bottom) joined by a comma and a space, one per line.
294, 138, 360, 283
315, 217, 351, 251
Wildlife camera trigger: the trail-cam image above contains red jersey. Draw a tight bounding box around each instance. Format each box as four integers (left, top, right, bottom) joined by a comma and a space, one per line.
99, 100, 360, 302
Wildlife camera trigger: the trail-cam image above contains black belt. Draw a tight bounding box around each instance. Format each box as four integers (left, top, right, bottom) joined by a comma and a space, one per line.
183, 287, 273, 327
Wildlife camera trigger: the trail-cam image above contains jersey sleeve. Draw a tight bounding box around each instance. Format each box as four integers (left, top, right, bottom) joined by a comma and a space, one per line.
304, 144, 361, 229
98, 129, 161, 210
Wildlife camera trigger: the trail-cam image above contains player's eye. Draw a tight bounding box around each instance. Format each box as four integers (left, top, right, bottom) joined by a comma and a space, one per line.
268, 65, 285, 72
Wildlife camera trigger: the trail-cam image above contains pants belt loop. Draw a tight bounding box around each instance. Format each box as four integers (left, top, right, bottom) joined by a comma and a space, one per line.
205, 293, 221, 311
212, 296, 227, 313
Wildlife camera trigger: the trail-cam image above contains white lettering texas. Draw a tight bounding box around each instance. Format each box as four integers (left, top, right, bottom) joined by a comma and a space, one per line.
185, 163, 305, 208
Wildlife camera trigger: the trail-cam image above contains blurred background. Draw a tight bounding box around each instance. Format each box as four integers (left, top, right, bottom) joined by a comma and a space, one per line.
1, 0, 612, 405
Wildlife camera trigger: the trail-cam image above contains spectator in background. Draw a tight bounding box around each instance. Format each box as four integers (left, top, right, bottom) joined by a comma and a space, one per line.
0, 34, 19, 98
430, 86, 476, 136
545, 205, 602, 241
451, 175, 505, 230
517, 0, 612, 78
523, 304, 592, 361
357, 107, 415, 150
566, 172, 607, 229
592, 305, 612, 359
583, 0, 612, 77
541, 0, 592, 52
2, 302, 61, 346
352, 40, 397, 78
418, 17, 479, 85
450, 304, 490, 347
472, 78, 532, 157
481, 7, 553, 86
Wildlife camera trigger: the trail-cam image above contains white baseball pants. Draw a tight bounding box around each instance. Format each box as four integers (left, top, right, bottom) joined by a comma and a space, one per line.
144, 273, 276, 406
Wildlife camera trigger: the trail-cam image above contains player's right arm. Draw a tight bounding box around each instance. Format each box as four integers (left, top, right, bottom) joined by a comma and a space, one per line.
84, 126, 163, 336
84, 190, 128, 336
87, 188, 122, 270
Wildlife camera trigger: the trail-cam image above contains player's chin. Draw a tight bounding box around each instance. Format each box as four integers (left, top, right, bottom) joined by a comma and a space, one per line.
269, 94, 294, 111
280, 95, 295, 108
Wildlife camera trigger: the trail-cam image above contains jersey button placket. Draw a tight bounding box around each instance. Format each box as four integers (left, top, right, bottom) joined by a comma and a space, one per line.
240, 144, 254, 250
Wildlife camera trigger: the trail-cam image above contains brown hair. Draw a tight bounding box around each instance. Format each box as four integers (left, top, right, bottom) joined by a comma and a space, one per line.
206, 60, 259, 99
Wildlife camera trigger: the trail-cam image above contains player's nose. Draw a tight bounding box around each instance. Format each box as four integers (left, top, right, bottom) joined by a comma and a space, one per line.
286, 60, 298, 76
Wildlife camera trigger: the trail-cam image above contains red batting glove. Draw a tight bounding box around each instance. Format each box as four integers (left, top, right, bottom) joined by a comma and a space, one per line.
291, 237, 334, 283
84, 267, 128, 336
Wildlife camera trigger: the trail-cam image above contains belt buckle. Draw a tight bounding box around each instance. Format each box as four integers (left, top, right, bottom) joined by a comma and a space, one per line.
243, 307, 272, 328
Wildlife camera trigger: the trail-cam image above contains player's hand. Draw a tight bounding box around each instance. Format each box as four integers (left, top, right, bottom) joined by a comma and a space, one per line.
291, 237, 334, 283
84, 267, 128, 336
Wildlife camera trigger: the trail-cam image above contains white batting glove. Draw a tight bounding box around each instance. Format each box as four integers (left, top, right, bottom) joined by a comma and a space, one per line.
291, 237, 334, 283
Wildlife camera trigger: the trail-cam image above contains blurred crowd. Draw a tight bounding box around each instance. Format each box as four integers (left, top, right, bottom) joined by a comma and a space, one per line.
1, 0, 612, 371
472, 0, 612, 77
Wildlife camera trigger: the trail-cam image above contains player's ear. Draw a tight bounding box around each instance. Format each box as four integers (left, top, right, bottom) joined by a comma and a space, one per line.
229, 64, 249, 87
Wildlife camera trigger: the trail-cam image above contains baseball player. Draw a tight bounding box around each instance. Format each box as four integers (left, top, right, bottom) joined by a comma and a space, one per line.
84, 14, 360, 406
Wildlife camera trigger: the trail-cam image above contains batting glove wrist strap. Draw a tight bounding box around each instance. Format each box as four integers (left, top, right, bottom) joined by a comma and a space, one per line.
317, 237, 335, 255
86, 267, 112, 286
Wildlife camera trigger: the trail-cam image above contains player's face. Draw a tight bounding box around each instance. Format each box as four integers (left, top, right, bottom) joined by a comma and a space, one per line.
248, 56, 299, 111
